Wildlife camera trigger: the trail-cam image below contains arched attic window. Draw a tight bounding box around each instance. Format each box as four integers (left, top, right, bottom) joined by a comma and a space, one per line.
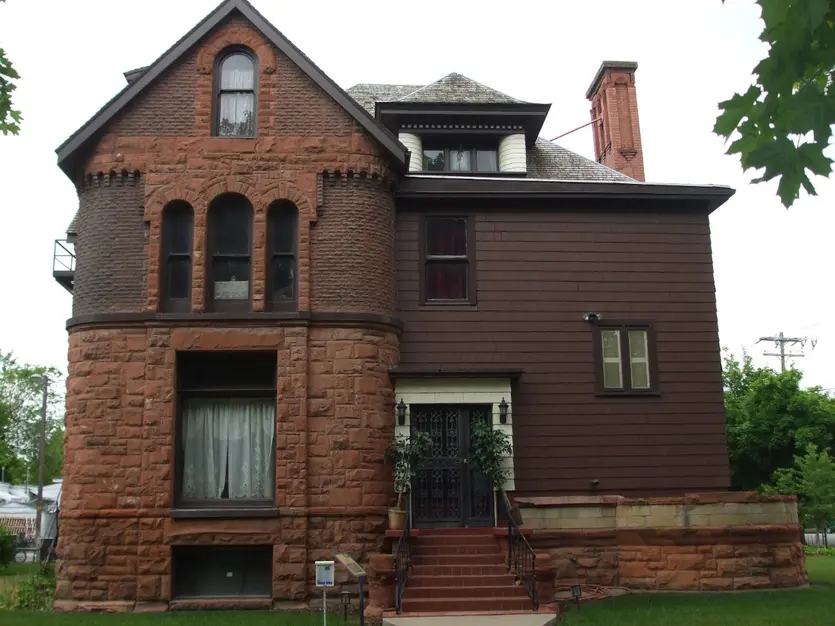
267, 200, 298, 310
161, 201, 194, 312
207, 193, 253, 311
215, 50, 256, 137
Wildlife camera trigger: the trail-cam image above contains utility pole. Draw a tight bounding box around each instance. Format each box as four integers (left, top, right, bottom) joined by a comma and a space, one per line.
35, 375, 49, 541
757, 332, 815, 372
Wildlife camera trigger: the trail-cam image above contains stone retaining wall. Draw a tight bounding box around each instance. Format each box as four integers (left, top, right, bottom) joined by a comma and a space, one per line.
518, 493, 807, 595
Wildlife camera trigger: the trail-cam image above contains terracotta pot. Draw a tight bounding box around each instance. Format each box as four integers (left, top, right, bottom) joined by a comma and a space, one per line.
388, 507, 406, 530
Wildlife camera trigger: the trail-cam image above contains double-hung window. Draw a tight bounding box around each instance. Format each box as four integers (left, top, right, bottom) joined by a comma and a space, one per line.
422, 216, 475, 304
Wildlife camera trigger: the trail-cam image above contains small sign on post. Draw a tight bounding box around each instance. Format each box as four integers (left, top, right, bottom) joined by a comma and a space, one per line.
316, 560, 335, 626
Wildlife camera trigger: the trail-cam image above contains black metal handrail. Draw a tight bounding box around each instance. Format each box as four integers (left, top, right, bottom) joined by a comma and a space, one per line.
393, 509, 412, 615
503, 490, 538, 610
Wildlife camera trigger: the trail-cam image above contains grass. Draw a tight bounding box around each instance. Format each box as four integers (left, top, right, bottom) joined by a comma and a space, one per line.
0, 610, 360, 625
0, 559, 831, 625
560, 556, 835, 625
0, 563, 39, 594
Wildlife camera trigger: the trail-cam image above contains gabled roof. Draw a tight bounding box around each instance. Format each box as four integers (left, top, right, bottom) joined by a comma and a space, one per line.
55, 0, 407, 176
396, 73, 525, 105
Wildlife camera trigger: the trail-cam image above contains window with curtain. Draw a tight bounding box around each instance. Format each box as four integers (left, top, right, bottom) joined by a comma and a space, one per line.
176, 351, 276, 508
267, 200, 298, 310
215, 51, 256, 137
422, 140, 498, 173
596, 325, 656, 393
207, 193, 252, 311
423, 216, 475, 303
161, 201, 193, 312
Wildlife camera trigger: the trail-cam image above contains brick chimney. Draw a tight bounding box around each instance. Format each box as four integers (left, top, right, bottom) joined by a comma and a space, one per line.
586, 61, 645, 181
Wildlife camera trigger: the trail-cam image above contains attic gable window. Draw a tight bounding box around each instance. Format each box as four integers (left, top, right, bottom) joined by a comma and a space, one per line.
423, 139, 498, 173
215, 50, 256, 137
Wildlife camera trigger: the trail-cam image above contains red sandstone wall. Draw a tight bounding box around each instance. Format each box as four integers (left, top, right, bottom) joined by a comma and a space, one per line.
59, 324, 398, 609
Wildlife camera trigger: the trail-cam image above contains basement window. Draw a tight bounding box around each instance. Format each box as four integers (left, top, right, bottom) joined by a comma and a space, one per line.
173, 546, 272, 598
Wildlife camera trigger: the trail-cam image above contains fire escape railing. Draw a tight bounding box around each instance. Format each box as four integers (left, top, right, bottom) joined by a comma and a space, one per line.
53, 239, 75, 293
393, 509, 412, 615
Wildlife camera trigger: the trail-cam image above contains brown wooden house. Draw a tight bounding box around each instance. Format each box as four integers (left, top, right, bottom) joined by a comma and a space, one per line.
51, 0, 741, 615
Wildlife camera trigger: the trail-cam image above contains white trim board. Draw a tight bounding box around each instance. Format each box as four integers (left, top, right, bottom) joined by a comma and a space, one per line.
393, 378, 515, 491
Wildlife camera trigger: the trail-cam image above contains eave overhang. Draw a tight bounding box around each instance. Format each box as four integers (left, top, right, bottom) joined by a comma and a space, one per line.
396, 175, 736, 213
375, 102, 551, 148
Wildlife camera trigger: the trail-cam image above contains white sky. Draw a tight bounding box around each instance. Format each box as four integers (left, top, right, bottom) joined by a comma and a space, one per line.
0, 0, 832, 391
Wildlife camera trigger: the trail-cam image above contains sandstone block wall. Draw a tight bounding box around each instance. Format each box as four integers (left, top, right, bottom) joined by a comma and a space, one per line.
519, 493, 807, 595
57, 324, 399, 611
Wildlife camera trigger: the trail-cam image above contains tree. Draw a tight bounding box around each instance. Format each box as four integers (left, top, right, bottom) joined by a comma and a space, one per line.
0, 0, 21, 135
715, 0, 835, 207
764, 445, 835, 542
0, 352, 63, 484
723, 351, 835, 490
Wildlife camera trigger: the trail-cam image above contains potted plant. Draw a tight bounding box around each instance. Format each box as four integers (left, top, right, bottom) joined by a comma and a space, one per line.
469, 420, 513, 522
386, 432, 433, 530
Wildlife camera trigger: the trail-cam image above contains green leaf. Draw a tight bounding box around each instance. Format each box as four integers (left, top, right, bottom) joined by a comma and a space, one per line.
803, 0, 832, 32
758, 0, 793, 29
798, 142, 834, 176
714, 86, 762, 137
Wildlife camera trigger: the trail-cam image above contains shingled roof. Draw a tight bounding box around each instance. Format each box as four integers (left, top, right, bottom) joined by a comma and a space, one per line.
346, 76, 630, 182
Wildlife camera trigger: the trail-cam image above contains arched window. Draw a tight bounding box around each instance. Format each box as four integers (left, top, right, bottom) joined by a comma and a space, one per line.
267, 201, 298, 310
207, 193, 252, 311
161, 201, 193, 312
215, 50, 256, 137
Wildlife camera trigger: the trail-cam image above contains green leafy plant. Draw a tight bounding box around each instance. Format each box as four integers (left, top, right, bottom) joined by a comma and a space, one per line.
469, 420, 512, 490
715, 0, 835, 207
386, 432, 433, 510
0, 564, 55, 611
0, 526, 13, 569
762, 444, 835, 536
0, 0, 22, 135
805, 545, 835, 556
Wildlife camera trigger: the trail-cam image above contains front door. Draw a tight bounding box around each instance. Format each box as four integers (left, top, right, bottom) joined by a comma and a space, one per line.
410, 405, 494, 528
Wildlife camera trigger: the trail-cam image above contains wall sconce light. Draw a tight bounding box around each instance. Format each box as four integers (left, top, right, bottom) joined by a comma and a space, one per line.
499, 398, 509, 424
396, 399, 407, 426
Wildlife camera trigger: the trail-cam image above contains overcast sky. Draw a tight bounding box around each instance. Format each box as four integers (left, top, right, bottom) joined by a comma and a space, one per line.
0, 0, 832, 391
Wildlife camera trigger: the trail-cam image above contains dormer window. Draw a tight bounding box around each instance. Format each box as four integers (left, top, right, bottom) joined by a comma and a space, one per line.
215, 50, 256, 137
422, 138, 498, 173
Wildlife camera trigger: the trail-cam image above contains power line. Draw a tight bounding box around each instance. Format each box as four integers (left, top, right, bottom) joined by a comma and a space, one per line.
757, 331, 817, 372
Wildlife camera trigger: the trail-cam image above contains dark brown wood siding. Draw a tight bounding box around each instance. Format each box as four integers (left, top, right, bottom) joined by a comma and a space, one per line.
395, 202, 730, 497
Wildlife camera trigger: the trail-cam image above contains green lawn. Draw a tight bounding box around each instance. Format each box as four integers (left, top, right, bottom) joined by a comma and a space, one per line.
0, 559, 832, 625
561, 557, 835, 625
1, 610, 360, 625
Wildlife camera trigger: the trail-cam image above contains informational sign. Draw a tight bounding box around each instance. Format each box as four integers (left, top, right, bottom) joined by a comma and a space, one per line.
315, 560, 335, 588
214, 279, 249, 300
335, 553, 366, 578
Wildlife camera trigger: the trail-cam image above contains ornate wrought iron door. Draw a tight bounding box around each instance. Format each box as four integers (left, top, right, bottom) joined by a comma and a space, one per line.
411, 405, 494, 528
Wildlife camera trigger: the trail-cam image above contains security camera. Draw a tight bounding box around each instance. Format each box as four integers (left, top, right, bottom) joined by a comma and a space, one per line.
583, 312, 602, 323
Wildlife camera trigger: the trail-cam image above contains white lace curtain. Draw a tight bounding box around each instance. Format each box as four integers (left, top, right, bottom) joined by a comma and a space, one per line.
219, 54, 255, 136
182, 397, 274, 500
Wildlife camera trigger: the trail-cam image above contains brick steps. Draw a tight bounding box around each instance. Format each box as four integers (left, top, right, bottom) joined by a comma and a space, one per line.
406, 585, 529, 599
400, 530, 537, 615
400, 596, 535, 613
409, 574, 518, 588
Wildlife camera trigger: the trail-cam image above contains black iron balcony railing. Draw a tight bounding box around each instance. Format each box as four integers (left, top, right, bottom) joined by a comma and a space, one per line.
53, 239, 75, 293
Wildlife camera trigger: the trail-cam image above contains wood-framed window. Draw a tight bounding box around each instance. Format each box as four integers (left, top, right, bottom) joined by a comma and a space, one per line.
422, 137, 498, 173
207, 193, 252, 312
161, 201, 193, 313
593, 323, 658, 394
214, 49, 257, 137
266, 200, 298, 311
420, 215, 476, 304
174, 351, 276, 513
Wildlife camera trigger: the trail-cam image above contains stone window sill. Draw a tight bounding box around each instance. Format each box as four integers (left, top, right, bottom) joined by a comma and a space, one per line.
170, 507, 279, 520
